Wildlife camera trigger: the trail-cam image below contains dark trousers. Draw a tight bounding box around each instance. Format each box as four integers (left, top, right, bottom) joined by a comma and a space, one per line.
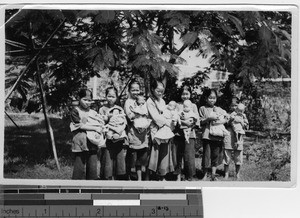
103, 139, 126, 179
128, 147, 149, 169
72, 150, 98, 180
202, 139, 223, 169
174, 135, 196, 179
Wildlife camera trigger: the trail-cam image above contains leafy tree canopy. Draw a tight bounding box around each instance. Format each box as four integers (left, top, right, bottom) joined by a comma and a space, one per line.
5, 9, 291, 112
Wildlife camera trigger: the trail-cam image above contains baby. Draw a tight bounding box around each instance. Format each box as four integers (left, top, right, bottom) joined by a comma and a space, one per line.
153, 101, 178, 145
81, 114, 106, 148
179, 100, 198, 143
130, 95, 152, 133
230, 103, 249, 146
106, 107, 127, 141
163, 101, 180, 130
209, 107, 229, 137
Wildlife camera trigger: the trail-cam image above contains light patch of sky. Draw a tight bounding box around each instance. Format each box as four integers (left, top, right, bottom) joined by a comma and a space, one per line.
172, 33, 212, 86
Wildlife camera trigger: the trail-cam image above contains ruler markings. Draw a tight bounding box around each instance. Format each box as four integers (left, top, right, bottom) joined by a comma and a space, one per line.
2, 188, 201, 194
1, 206, 203, 217
1, 187, 202, 217
1, 205, 202, 215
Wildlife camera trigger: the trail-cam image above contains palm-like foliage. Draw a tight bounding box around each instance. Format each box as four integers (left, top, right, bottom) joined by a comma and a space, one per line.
207, 11, 291, 82
5, 9, 291, 110
5, 62, 34, 101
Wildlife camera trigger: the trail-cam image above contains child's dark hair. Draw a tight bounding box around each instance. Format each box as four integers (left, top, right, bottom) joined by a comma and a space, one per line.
106, 86, 121, 105
78, 88, 93, 99
181, 85, 192, 95
128, 79, 141, 91
199, 88, 218, 107
105, 86, 118, 97
149, 78, 165, 99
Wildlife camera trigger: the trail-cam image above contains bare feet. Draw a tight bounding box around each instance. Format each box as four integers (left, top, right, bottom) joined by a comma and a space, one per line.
202, 174, 208, 181
211, 175, 218, 181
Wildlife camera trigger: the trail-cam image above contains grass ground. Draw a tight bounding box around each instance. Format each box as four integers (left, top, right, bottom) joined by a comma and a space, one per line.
4, 113, 291, 181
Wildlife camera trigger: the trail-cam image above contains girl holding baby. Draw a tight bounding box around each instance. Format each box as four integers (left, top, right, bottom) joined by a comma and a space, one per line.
174, 86, 200, 181
146, 79, 176, 180
199, 88, 228, 181
124, 80, 150, 181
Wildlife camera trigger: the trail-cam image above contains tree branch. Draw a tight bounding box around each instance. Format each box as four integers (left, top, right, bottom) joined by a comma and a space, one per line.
118, 72, 135, 99
175, 43, 189, 56
168, 43, 189, 64
5, 18, 67, 101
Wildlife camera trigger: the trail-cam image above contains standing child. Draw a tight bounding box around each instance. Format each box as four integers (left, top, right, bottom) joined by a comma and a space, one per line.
70, 89, 105, 180
99, 87, 127, 180
147, 80, 176, 180
199, 89, 228, 181
175, 86, 200, 181
124, 80, 149, 181
224, 101, 248, 180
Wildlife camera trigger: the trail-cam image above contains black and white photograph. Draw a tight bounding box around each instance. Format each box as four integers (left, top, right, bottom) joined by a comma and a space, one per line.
2, 5, 295, 184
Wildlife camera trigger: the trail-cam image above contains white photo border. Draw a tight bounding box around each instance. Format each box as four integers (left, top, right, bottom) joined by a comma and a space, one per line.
0, 2, 298, 189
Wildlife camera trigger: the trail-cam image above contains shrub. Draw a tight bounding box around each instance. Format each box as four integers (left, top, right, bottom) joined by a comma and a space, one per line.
244, 137, 291, 181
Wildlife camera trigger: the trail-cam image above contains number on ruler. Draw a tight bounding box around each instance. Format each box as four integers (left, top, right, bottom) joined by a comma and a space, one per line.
96, 208, 101, 215
151, 208, 156, 215
158, 206, 169, 211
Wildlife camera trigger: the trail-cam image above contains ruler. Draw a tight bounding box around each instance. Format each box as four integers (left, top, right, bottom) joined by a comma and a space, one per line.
0, 186, 203, 218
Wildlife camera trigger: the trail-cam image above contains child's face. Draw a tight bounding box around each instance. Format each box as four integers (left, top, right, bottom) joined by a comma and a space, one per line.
230, 103, 238, 112
106, 90, 117, 106
153, 82, 164, 99
168, 104, 176, 111
129, 83, 140, 99
168, 101, 176, 110
79, 97, 92, 110
137, 96, 145, 105
183, 102, 191, 112
236, 107, 244, 115
112, 109, 120, 116
181, 90, 191, 101
236, 103, 245, 115
207, 92, 217, 107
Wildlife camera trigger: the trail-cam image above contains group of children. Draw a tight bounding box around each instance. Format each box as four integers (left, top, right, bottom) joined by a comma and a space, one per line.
199, 89, 248, 181
70, 80, 248, 181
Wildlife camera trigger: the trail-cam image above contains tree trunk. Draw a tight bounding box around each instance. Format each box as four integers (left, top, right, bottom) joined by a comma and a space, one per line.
5, 111, 20, 130
36, 63, 61, 172
144, 69, 151, 98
